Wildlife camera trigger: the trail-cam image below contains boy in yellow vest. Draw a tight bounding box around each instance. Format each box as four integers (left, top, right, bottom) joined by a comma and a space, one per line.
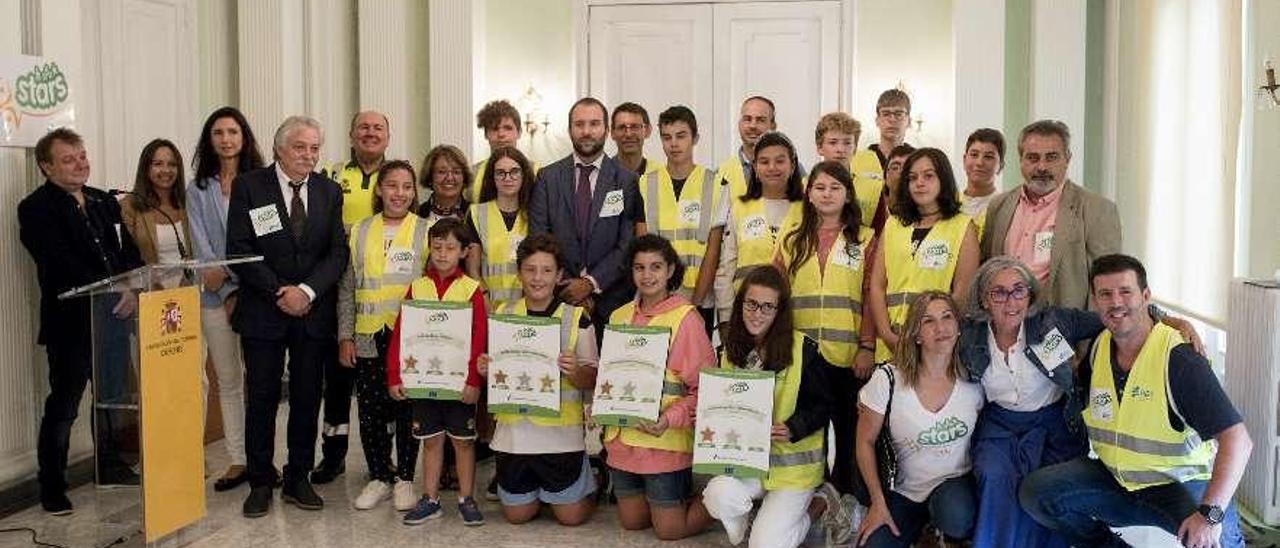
386, 218, 489, 526
1020, 255, 1250, 548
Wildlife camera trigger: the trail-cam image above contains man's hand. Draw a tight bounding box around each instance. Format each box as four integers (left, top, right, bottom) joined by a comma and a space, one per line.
1177, 512, 1222, 548
558, 278, 594, 306
461, 384, 481, 404
338, 339, 356, 368
112, 291, 137, 319
854, 347, 875, 379
275, 285, 311, 316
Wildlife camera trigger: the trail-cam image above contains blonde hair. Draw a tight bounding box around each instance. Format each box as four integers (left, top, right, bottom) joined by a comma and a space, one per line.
814, 112, 861, 145
894, 290, 964, 387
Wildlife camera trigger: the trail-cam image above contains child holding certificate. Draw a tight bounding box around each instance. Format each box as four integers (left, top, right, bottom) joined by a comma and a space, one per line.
474, 234, 600, 525
386, 218, 489, 526
605, 234, 717, 540
700, 266, 842, 548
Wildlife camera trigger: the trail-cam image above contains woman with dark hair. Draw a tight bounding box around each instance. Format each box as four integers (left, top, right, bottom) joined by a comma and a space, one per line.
186, 106, 265, 491
713, 131, 805, 333
121, 139, 191, 280
869, 147, 979, 364
855, 291, 983, 548
606, 234, 716, 541
775, 160, 877, 499
465, 146, 535, 310
699, 266, 841, 548
417, 144, 473, 227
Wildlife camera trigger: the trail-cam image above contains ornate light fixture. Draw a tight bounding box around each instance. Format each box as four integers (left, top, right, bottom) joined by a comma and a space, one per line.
1258, 57, 1279, 110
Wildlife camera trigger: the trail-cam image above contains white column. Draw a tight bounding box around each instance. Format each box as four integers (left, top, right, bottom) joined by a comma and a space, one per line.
304, 0, 358, 162
237, 0, 307, 146
358, 0, 430, 162
428, 0, 477, 153
953, 0, 1007, 188
196, 0, 239, 114
1030, 0, 1087, 182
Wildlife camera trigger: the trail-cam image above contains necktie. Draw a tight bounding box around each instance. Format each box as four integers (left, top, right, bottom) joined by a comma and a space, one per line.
575, 164, 595, 243
289, 181, 307, 238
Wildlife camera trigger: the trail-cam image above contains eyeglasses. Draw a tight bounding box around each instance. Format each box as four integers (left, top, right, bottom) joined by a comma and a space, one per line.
987, 285, 1030, 303
614, 123, 646, 134
743, 299, 779, 315
433, 168, 463, 179
494, 168, 523, 181
878, 109, 909, 119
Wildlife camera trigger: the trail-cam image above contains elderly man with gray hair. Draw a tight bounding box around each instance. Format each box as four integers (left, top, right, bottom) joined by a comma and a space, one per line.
227, 115, 349, 518
956, 255, 1200, 547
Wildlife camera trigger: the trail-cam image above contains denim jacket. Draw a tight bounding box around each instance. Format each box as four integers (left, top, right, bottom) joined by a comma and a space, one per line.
186, 176, 239, 308
959, 306, 1105, 432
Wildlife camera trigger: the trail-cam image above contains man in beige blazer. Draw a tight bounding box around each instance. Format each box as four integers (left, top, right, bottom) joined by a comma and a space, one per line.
980, 120, 1121, 310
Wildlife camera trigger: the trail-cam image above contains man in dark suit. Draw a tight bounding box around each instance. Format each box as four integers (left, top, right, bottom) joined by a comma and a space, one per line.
528, 97, 643, 336
226, 115, 348, 518
18, 128, 145, 515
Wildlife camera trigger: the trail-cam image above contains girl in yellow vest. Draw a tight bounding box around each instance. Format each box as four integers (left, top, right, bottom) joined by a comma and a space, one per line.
855, 291, 983, 548
336, 160, 430, 511
775, 161, 878, 500
699, 266, 846, 548
473, 234, 600, 526
464, 146, 533, 311
869, 148, 979, 363
606, 234, 717, 540
712, 131, 805, 332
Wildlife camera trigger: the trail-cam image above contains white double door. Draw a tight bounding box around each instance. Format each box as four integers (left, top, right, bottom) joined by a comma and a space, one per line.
589, 1, 842, 170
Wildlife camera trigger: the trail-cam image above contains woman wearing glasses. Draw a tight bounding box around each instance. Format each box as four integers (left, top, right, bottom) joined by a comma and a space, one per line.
958, 256, 1201, 548
466, 146, 534, 311
417, 144, 473, 227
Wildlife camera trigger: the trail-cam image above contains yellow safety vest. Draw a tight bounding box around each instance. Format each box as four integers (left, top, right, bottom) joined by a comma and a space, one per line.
469, 201, 528, 309
602, 300, 697, 453
325, 159, 381, 230
1083, 324, 1215, 491
780, 225, 873, 366
494, 299, 586, 427
716, 156, 749, 208
728, 197, 803, 288
640, 165, 719, 292
878, 213, 972, 362
351, 213, 430, 333
849, 150, 885, 229
718, 334, 825, 490
409, 273, 481, 304
468, 159, 542, 204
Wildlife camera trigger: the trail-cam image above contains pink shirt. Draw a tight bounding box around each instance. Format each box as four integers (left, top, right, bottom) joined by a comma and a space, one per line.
605, 295, 716, 474
1003, 184, 1064, 283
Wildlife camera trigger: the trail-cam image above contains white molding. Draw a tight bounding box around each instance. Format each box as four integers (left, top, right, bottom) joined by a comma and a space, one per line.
428, 0, 476, 150
237, 0, 308, 146
360, 0, 430, 161
1101, 0, 1119, 202
1030, 0, 1087, 182
952, 0, 1006, 188
573, 0, 590, 98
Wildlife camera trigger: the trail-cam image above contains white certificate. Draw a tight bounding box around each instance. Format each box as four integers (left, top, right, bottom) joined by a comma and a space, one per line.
487, 314, 562, 417
592, 324, 672, 427
398, 300, 472, 400
693, 368, 775, 479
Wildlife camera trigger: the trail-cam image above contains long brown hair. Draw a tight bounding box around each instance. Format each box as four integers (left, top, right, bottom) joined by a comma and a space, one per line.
371, 160, 419, 215
131, 138, 186, 211
783, 161, 863, 277
724, 266, 795, 372
478, 146, 534, 206
894, 290, 964, 387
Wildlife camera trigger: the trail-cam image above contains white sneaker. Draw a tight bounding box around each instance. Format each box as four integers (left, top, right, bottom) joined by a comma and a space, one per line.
393, 480, 417, 512
354, 480, 391, 510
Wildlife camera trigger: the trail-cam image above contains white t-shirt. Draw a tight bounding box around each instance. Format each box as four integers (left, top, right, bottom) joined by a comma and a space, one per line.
859, 364, 985, 502
960, 191, 995, 219
155, 220, 185, 288
980, 324, 1063, 412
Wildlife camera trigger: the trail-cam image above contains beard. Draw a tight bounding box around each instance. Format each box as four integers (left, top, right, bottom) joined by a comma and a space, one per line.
573, 136, 604, 158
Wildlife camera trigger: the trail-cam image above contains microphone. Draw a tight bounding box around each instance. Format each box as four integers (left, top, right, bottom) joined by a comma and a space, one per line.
109, 188, 189, 260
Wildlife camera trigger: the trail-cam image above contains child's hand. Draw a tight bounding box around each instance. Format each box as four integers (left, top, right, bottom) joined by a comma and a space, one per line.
388, 384, 406, 401
770, 423, 791, 442
461, 384, 480, 404
476, 354, 491, 377
636, 416, 670, 437
557, 353, 577, 376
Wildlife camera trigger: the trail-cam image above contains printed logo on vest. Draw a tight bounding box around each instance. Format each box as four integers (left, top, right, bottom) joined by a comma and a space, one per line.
1128, 384, 1153, 401
917, 240, 951, 269
679, 200, 701, 226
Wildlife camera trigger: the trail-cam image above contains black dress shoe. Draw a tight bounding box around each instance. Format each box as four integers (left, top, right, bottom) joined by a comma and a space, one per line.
242, 486, 273, 518
214, 471, 249, 492
41, 492, 73, 516
309, 460, 345, 485
282, 478, 323, 510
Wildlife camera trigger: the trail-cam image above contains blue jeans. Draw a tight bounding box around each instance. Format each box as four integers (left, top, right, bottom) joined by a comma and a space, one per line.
863, 475, 977, 548
1019, 457, 1244, 548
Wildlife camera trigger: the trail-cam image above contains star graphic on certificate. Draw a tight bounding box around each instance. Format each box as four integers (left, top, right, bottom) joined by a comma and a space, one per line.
622, 381, 636, 398
539, 374, 555, 392
402, 355, 419, 375
599, 381, 613, 397
726, 430, 740, 446
517, 372, 532, 390
494, 370, 508, 386
700, 427, 715, 443
427, 356, 442, 374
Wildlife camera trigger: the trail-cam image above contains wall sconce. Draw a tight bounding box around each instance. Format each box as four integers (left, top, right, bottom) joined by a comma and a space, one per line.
1258, 57, 1279, 111
516, 84, 550, 135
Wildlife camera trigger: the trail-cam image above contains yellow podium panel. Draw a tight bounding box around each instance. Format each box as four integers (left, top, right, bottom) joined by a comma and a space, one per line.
138, 286, 206, 542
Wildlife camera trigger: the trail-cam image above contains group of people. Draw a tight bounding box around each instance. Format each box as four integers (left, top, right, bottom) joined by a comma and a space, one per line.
17, 87, 1252, 548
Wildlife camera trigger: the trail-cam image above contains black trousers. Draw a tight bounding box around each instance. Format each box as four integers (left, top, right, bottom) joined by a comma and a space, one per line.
37, 343, 92, 495
827, 364, 866, 495
354, 331, 417, 483
242, 321, 335, 487
320, 346, 357, 464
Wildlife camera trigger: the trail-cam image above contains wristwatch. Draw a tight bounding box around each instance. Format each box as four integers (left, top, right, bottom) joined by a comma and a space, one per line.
1197, 504, 1225, 525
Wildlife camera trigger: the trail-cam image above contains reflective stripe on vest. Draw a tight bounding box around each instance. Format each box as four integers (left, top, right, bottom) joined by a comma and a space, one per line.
729, 197, 803, 287
326, 160, 379, 229
782, 225, 872, 366
352, 214, 429, 333
877, 214, 971, 362
494, 299, 586, 427
849, 150, 884, 228
602, 300, 696, 453
641, 166, 719, 291
471, 201, 527, 309
1083, 324, 1215, 491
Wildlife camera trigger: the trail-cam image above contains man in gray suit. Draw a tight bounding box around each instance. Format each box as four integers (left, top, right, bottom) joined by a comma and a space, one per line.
980, 120, 1122, 310
528, 97, 643, 338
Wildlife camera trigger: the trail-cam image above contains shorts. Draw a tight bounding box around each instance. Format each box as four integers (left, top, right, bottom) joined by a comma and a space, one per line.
609, 467, 692, 507
495, 451, 596, 506
411, 399, 477, 440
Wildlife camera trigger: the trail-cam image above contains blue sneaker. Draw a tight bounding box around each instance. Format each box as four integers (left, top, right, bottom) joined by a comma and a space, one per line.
403, 496, 442, 525
458, 496, 485, 526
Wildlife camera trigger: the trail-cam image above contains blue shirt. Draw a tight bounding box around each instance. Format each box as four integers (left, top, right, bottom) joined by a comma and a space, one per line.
185, 176, 239, 308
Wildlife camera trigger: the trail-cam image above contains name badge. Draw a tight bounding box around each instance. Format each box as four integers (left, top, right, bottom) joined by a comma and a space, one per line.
1089, 388, 1114, 422
916, 240, 951, 270
678, 200, 701, 226
833, 243, 863, 271
1031, 327, 1074, 372
740, 214, 767, 240
250, 204, 283, 237
600, 190, 625, 217
859, 172, 884, 181
1034, 231, 1054, 264
385, 247, 416, 275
